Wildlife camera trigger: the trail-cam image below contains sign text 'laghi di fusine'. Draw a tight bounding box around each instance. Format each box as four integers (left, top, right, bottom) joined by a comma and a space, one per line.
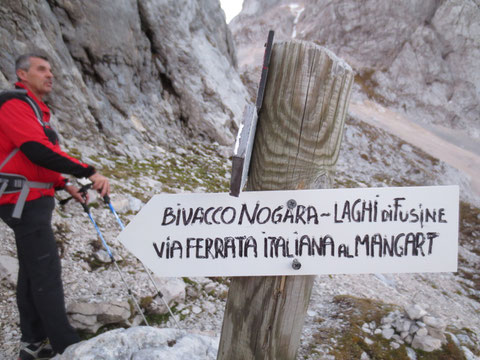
117, 186, 459, 277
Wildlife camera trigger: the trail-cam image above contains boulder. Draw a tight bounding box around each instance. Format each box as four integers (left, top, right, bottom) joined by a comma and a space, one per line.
394, 318, 413, 333
411, 334, 442, 352
67, 301, 131, 333
382, 327, 395, 340
422, 315, 446, 330
53, 327, 218, 360
93, 250, 111, 264
409, 323, 420, 334
109, 195, 143, 214
427, 326, 447, 344
405, 304, 428, 320
416, 327, 428, 337
151, 276, 186, 313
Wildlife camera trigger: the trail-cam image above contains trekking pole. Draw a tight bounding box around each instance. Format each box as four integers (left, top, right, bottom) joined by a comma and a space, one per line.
79, 193, 149, 326
103, 195, 182, 330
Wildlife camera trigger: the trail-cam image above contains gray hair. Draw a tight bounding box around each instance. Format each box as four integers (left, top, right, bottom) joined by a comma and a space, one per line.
15, 52, 50, 75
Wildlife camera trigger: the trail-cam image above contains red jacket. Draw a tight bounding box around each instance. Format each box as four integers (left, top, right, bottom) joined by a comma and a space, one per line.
0, 83, 95, 205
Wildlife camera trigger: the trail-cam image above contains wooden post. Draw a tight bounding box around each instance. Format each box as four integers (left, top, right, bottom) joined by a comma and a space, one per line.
217, 41, 354, 360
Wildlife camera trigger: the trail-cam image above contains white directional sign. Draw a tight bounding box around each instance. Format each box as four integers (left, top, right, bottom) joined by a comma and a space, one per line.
117, 186, 459, 277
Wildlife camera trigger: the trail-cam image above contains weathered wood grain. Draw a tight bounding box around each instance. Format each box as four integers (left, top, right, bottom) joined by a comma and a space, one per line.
217, 41, 354, 360
249, 41, 354, 190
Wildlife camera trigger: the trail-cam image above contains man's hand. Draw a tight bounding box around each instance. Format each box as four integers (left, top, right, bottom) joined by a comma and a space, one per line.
65, 184, 89, 204
89, 173, 110, 197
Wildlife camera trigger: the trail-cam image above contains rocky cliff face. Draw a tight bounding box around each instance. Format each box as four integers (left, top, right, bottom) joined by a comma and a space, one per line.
231, 0, 480, 147
0, 0, 248, 154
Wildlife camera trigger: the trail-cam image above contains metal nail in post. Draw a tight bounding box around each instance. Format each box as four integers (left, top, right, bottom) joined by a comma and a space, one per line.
292, 258, 301, 270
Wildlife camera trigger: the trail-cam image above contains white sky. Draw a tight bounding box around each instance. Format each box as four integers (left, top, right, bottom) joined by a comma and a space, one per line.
220, 0, 243, 23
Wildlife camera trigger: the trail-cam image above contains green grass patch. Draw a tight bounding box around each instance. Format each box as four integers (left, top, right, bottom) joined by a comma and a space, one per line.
145, 305, 179, 325
354, 68, 389, 106
182, 277, 197, 286
99, 142, 230, 196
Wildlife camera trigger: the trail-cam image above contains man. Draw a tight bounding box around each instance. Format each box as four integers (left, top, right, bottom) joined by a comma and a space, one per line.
0, 52, 110, 359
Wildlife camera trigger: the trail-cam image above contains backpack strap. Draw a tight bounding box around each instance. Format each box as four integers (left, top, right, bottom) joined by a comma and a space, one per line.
0, 88, 45, 127
23, 95, 45, 127
0, 88, 46, 171
0, 89, 53, 218
0, 148, 19, 171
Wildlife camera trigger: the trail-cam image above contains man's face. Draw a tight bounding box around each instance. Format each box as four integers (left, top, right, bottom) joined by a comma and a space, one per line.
17, 57, 53, 99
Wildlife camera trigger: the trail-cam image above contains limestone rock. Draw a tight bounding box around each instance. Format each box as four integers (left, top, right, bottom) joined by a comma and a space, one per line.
186, 285, 201, 299
109, 194, 143, 214
53, 327, 218, 360
151, 276, 186, 313
362, 322, 372, 334
67, 301, 131, 333
422, 315, 446, 330
382, 328, 395, 340
93, 250, 111, 264
204, 282, 217, 294
0, 0, 249, 151
231, 0, 480, 144
406, 347, 418, 360
392, 334, 403, 342
409, 324, 420, 334
416, 327, 428, 337
360, 352, 370, 360
379, 308, 450, 351
395, 319, 412, 333
411, 334, 442, 352
405, 304, 428, 320
192, 306, 202, 315
0, 255, 18, 286
364, 337, 374, 345
427, 326, 447, 344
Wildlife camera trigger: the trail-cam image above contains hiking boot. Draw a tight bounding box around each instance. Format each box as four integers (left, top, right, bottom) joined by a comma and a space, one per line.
18, 340, 56, 360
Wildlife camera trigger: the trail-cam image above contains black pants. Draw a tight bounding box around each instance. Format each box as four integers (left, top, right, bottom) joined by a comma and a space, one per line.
0, 196, 80, 353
